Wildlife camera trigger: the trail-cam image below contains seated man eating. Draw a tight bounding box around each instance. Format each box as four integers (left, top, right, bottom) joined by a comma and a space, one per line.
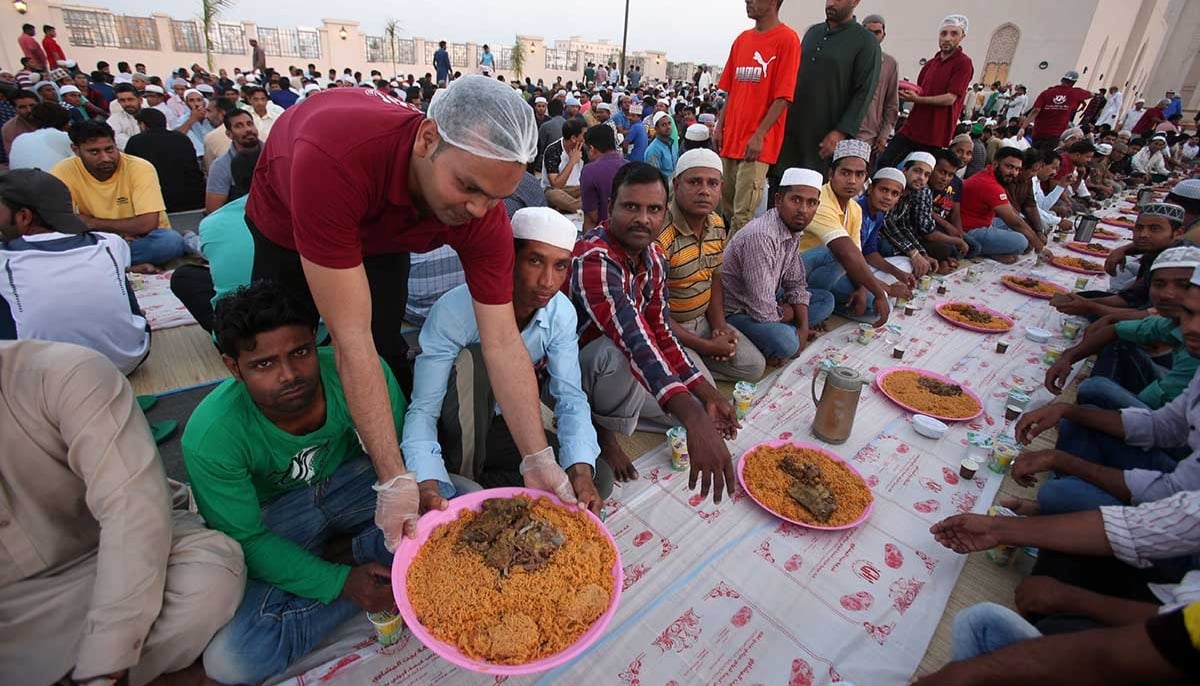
722, 167, 836, 367
404, 207, 611, 514
1010, 265, 1200, 516
876, 154, 937, 278
572, 162, 739, 496
184, 281, 430, 684
1054, 202, 1187, 321
0, 340, 245, 686
50, 120, 185, 273
1045, 245, 1200, 411
799, 138, 892, 325
858, 167, 917, 292
657, 148, 766, 382
959, 146, 1044, 263
926, 148, 971, 272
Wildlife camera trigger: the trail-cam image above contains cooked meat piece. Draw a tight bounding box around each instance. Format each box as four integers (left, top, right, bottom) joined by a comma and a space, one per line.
1010, 277, 1042, 288
459, 497, 564, 575
787, 479, 838, 522
1085, 243, 1109, 252
780, 455, 820, 483
917, 376, 964, 397
946, 303, 994, 324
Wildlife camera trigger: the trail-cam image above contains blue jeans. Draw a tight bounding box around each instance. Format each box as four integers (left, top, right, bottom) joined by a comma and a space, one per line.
130, 229, 186, 266
204, 455, 476, 684
1091, 341, 1168, 401
951, 602, 1041, 661
728, 294, 835, 359
1076, 376, 1151, 411
803, 246, 880, 319
1039, 418, 1178, 514
963, 226, 1028, 257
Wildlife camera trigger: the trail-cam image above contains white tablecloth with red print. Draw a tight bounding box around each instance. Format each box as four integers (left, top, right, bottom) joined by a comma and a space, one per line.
130, 270, 197, 330
278, 249, 1119, 686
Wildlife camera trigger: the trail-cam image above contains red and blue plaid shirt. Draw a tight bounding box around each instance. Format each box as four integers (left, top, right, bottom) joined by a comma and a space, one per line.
570, 225, 704, 406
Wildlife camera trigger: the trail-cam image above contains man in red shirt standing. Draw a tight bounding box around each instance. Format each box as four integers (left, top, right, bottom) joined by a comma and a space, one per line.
714, 0, 800, 234
17, 24, 46, 75
41, 25, 66, 70
1131, 98, 1170, 137
245, 75, 578, 551
960, 147, 1044, 263
877, 14, 973, 169
1023, 70, 1093, 149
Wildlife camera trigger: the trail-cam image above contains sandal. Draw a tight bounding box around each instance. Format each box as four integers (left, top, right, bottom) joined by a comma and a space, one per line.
150, 420, 178, 445
137, 395, 158, 413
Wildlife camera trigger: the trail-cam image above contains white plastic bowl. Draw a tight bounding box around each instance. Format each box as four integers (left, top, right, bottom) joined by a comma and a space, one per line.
1025, 327, 1052, 344
912, 414, 948, 439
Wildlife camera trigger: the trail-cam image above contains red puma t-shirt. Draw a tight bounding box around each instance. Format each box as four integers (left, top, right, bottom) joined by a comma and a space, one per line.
246, 88, 514, 305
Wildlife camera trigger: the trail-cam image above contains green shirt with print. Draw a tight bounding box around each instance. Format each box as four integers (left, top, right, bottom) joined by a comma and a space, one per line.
183, 347, 406, 603
1113, 315, 1199, 409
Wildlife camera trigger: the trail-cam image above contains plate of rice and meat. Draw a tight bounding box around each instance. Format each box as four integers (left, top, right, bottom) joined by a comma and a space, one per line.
394, 488, 622, 674
1100, 216, 1135, 229
875, 367, 984, 422
934, 301, 1014, 333
737, 440, 874, 530
1065, 241, 1112, 257
1000, 275, 1069, 299
1048, 254, 1106, 275
1092, 228, 1124, 241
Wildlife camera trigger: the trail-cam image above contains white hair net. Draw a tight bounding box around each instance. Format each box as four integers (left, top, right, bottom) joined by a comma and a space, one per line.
426, 75, 537, 164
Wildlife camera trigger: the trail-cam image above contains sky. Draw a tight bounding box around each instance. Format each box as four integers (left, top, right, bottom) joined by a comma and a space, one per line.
99, 0, 773, 64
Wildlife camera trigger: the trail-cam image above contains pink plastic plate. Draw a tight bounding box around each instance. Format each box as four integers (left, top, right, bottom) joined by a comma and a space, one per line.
898, 80, 923, 95
999, 276, 1068, 300
391, 487, 623, 675
736, 440, 874, 531
874, 366, 984, 422
1065, 241, 1112, 258
1048, 255, 1106, 275
1100, 217, 1135, 229
934, 301, 1014, 334
1090, 228, 1125, 242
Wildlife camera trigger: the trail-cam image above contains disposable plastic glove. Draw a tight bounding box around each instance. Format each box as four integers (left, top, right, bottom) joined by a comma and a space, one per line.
519, 447, 579, 505
373, 472, 420, 551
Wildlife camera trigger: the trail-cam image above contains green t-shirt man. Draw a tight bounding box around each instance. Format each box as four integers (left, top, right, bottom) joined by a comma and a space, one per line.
183, 347, 406, 603
1113, 315, 1199, 409
584, 66, 596, 85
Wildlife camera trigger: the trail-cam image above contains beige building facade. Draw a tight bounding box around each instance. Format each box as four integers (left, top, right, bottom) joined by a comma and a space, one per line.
781, 0, 1199, 118
0, 1, 670, 85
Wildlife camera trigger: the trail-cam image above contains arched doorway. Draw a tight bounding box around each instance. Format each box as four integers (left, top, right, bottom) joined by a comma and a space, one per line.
982, 23, 1021, 85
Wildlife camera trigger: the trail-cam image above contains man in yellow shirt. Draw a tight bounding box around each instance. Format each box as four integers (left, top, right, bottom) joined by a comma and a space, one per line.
51, 120, 185, 272
799, 138, 891, 326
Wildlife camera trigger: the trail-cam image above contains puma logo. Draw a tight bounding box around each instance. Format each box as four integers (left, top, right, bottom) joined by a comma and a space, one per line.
752, 51, 777, 77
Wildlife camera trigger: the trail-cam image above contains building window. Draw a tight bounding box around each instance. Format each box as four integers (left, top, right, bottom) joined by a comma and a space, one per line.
982, 23, 1020, 86
364, 36, 413, 66
364, 36, 388, 64
451, 43, 468, 68
115, 16, 159, 51
259, 27, 321, 59
394, 38, 414, 65
424, 43, 437, 67
171, 20, 204, 54
498, 45, 513, 71
544, 48, 578, 72
209, 22, 246, 55
62, 9, 120, 48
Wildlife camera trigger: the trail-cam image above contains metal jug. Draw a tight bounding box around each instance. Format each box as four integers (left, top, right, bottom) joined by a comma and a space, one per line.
1072, 214, 1098, 242
1136, 187, 1155, 208
811, 366, 867, 445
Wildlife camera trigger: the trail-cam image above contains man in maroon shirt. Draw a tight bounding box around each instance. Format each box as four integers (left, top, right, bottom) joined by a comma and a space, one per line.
1023, 70, 1093, 149
17, 24, 46, 74
245, 75, 578, 551
41, 25, 66, 70
877, 14, 973, 169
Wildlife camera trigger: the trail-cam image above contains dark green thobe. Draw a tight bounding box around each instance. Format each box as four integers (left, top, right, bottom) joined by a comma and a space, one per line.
773, 18, 881, 177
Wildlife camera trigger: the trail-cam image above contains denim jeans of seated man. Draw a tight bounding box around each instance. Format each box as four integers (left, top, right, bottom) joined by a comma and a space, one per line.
962, 224, 1028, 257
130, 228, 186, 266
726, 291, 836, 360
1036, 418, 1178, 515
802, 245, 890, 320
950, 602, 1042, 661
203, 454, 475, 684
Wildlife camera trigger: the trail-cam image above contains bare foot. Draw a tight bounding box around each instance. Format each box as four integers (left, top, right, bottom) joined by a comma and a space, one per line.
988, 255, 1018, 265
596, 424, 638, 481
129, 263, 162, 274
998, 496, 1040, 516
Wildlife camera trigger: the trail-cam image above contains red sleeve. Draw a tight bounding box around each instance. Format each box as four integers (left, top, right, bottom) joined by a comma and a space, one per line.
771, 33, 802, 102
1076, 88, 1094, 102
989, 181, 1010, 209
447, 205, 514, 305
717, 36, 739, 93
914, 59, 933, 89
286, 141, 371, 269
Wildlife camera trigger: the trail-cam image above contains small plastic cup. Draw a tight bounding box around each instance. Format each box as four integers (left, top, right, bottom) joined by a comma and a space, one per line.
1004, 404, 1022, 422
959, 458, 979, 479
1043, 344, 1065, 365
1007, 389, 1032, 411
1074, 276, 1090, 291
995, 339, 1010, 354
1062, 318, 1083, 340
904, 303, 917, 316
856, 322, 875, 345
667, 426, 689, 472
367, 608, 404, 647
732, 382, 756, 420
989, 443, 1019, 474
892, 344, 906, 359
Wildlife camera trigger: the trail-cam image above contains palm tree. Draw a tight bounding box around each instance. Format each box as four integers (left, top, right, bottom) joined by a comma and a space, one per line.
383, 18, 402, 78
511, 38, 525, 81
200, 0, 236, 72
